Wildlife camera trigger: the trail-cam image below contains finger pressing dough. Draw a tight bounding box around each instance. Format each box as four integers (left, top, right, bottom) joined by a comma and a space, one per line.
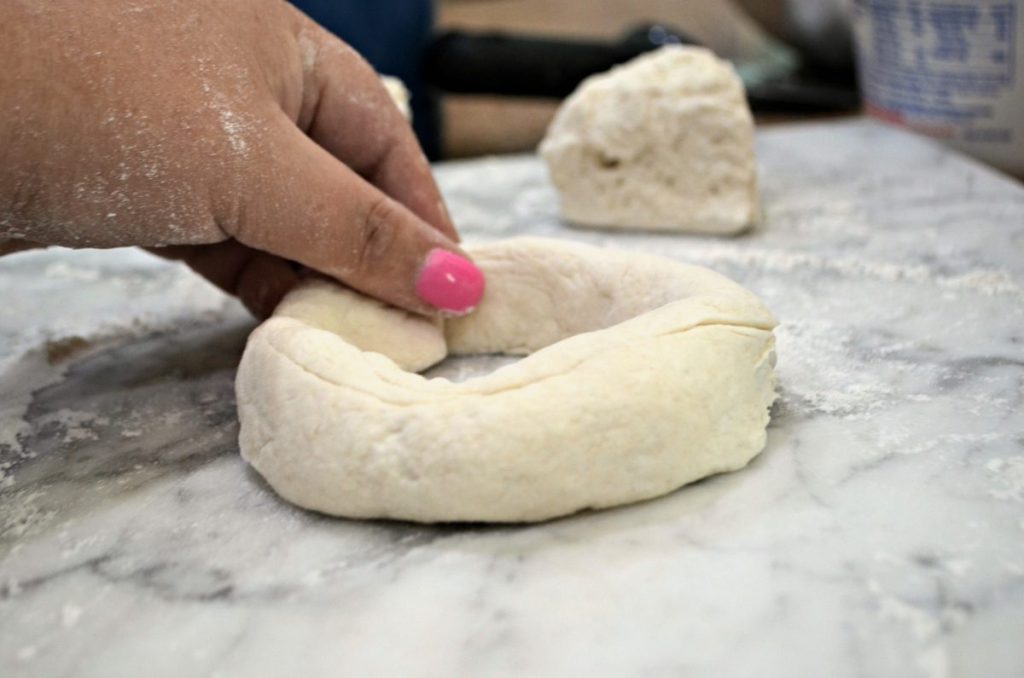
236, 238, 777, 523
540, 46, 758, 234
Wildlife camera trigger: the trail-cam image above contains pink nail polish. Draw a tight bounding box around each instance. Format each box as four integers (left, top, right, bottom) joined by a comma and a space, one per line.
415, 249, 485, 314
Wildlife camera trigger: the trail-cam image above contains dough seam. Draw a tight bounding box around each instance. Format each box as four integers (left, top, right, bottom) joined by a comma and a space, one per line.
262, 318, 774, 404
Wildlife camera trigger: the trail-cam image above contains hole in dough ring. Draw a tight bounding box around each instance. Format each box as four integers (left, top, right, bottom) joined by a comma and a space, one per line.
236, 237, 778, 523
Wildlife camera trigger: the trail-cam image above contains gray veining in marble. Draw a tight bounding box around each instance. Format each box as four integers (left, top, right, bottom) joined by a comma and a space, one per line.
1, 119, 1023, 678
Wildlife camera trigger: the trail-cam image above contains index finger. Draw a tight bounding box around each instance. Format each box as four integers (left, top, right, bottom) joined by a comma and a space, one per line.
289, 15, 458, 242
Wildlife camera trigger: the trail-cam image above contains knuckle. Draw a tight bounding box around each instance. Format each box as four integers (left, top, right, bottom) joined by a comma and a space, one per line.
215, 190, 248, 241
356, 196, 401, 272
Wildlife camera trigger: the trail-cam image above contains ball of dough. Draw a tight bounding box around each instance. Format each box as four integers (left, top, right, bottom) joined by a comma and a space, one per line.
540, 46, 758, 234
236, 238, 777, 523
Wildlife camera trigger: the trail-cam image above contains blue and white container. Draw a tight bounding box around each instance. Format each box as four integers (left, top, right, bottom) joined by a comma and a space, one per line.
853, 0, 1024, 177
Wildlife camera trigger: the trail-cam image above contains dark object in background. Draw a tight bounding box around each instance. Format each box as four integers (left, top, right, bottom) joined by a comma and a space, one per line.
423, 25, 700, 99
291, 1, 858, 158
735, 0, 856, 74
290, 0, 442, 156
425, 25, 860, 113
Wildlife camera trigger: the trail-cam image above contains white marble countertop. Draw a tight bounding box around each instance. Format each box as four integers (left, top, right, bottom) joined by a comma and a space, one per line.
1, 119, 1022, 678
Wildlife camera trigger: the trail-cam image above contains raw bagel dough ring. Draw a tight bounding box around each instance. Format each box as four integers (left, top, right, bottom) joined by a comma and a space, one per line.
236, 237, 777, 523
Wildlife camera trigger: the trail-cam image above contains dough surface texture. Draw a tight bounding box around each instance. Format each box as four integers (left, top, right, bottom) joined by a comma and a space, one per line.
236, 238, 777, 523
540, 45, 758, 234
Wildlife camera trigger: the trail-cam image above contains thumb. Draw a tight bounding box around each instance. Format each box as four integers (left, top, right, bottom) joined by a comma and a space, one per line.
222, 119, 484, 316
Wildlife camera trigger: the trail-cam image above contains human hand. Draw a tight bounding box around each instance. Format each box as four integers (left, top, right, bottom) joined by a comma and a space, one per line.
0, 0, 483, 317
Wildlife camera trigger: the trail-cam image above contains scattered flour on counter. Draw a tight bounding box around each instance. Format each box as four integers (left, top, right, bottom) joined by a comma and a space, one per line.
442, 200, 519, 235
0, 350, 68, 487
60, 534, 99, 560
869, 578, 943, 639
0, 489, 56, 539
943, 559, 973, 578
895, 432, 1006, 457
60, 603, 83, 628
2, 249, 242, 496
985, 457, 1024, 502
512, 185, 559, 220
773, 320, 895, 418
437, 156, 542, 193
915, 647, 951, 678
651, 243, 1024, 300
34, 409, 111, 444
1, 577, 22, 597
866, 577, 968, 678
6, 250, 238, 350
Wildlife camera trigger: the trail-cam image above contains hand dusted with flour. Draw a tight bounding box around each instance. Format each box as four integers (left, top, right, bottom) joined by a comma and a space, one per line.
0, 0, 478, 316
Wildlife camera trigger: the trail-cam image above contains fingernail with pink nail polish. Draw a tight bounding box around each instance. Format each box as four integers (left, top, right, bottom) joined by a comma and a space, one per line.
415, 249, 485, 314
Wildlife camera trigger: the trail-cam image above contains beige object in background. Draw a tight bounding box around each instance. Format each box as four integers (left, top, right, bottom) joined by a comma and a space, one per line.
236, 238, 777, 523
540, 46, 759, 234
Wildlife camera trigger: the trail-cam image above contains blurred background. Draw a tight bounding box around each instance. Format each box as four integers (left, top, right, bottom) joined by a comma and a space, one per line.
295, 0, 860, 157
435, 0, 857, 157
293, 0, 1022, 177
